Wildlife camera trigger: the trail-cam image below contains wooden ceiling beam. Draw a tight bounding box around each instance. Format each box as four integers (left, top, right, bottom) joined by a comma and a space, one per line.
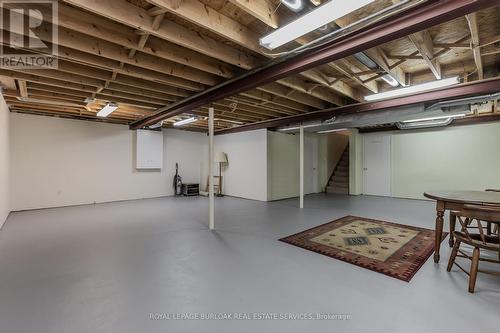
409, 30, 442, 79
214, 99, 286, 119
241, 90, 311, 113
329, 59, 378, 93
13, 23, 219, 88
480, 34, 500, 48
364, 47, 407, 87
56, 46, 199, 93
277, 76, 345, 106
127, 11, 165, 59
258, 82, 330, 109
300, 70, 362, 101
228, 96, 298, 116
193, 108, 257, 124
27, 88, 88, 103
63, 0, 259, 69
144, 0, 360, 103
199, 105, 267, 122
9, 5, 335, 113
27, 83, 91, 98
50, 61, 183, 102
9, 68, 104, 89
145, 0, 262, 54
466, 13, 484, 80
227, 0, 280, 29
16, 80, 28, 99
50, 2, 235, 77
481, 44, 500, 56
335, 13, 406, 87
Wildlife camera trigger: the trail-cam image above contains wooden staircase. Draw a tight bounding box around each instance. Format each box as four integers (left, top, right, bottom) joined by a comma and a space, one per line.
326, 145, 349, 194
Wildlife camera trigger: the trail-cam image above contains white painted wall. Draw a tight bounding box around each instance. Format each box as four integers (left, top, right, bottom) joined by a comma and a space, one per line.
267, 131, 328, 201
353, 122, 500, 200
10, 113, 206, 211
0, 95, 10, 228
349, 129, 364, 196
391, 123, 500, 199
214, 129, 267, 201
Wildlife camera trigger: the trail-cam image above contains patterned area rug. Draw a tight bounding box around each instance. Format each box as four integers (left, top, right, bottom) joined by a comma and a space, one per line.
279, 216, 447, 282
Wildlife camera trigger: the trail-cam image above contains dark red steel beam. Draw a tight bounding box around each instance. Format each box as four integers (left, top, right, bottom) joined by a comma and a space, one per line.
215, 77, 500, 135
130, 0, 498, 130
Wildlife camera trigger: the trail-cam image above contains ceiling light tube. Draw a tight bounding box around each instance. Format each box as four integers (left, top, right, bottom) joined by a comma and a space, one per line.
365, 77, 460, 101
173, 117, 197, 127
97, 102, 118, 117
396, 118, 454, 130
260, 0, 375, 50
401, 113, 466, 124
279, 122, 324, 131
281, 0, 305, 12
317, 128, 349, 134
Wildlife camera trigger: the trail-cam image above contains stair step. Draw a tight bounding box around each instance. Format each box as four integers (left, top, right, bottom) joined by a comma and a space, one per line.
326, 186, 349, 194
335, 171, 348, 177
336, 166, 348, 172
329, 182, 349, 188
332, 177, 348, 183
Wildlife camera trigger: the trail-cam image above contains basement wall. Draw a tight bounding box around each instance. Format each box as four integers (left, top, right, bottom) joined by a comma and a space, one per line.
9, 113, 207, 211
0, 95, 10, 228
213, 129, 268, 201
267, 131, 346, 201
390, 122, 500, 199
352, 122, 500, 200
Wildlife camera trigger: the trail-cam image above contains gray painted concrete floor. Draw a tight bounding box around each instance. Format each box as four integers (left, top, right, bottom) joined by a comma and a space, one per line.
0, 194, 499, 333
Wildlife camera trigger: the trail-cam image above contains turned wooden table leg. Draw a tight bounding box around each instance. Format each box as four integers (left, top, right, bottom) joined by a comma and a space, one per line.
449, 211, 456, 247
434, 201, 445, 263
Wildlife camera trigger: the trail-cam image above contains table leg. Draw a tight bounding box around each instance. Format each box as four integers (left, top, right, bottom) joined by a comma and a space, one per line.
434, 201, 445, 263
449, 212, 456, 247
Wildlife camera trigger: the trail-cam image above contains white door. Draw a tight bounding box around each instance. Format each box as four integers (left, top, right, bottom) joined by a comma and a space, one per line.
304, 135, 319, 194
363, 135, 391, 196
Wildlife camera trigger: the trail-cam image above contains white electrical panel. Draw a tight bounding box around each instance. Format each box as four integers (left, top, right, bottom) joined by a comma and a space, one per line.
136, 130, 163, 169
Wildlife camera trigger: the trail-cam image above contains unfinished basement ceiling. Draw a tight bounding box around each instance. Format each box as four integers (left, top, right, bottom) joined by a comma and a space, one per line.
1, 0, 499, 132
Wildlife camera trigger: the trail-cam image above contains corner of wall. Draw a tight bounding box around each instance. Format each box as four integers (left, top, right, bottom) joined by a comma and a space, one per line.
0, 93, 11, 229
349, 129, 363, 196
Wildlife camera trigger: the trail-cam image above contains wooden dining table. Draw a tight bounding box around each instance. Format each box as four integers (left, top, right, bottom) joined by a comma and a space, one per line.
424, 190, 500, 263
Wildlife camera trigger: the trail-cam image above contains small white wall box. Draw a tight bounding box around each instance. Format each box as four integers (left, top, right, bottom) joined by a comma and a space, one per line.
136, 129, 163, 169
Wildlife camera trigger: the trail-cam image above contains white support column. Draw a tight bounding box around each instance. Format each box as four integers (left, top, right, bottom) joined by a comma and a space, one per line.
208, 107, 215, 230
299, 125, 304, 209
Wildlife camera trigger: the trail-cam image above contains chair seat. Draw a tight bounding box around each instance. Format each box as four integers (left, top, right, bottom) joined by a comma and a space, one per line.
453, 231, 500, 251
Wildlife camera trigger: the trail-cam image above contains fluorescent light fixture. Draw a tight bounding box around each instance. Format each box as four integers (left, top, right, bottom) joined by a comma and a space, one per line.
148, 120, 164, 129
97, 102, 118, 117
365, 77, 460, 101
381, 75, 400, 87
280, 122, 323, 131
317, 128, 348, 134
260, 0, 375, 50
402, 114, 466, 124
173, 117, 197, 127
281, 0, 305, 12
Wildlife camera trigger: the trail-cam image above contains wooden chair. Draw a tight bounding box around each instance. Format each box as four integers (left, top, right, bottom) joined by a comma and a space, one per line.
447, 204, 500, 293
449, 189, 500, 247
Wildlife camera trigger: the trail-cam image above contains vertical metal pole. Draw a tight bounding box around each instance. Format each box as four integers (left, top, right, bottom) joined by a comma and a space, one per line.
299, 125, 304, 209
208, 107, 215, 230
